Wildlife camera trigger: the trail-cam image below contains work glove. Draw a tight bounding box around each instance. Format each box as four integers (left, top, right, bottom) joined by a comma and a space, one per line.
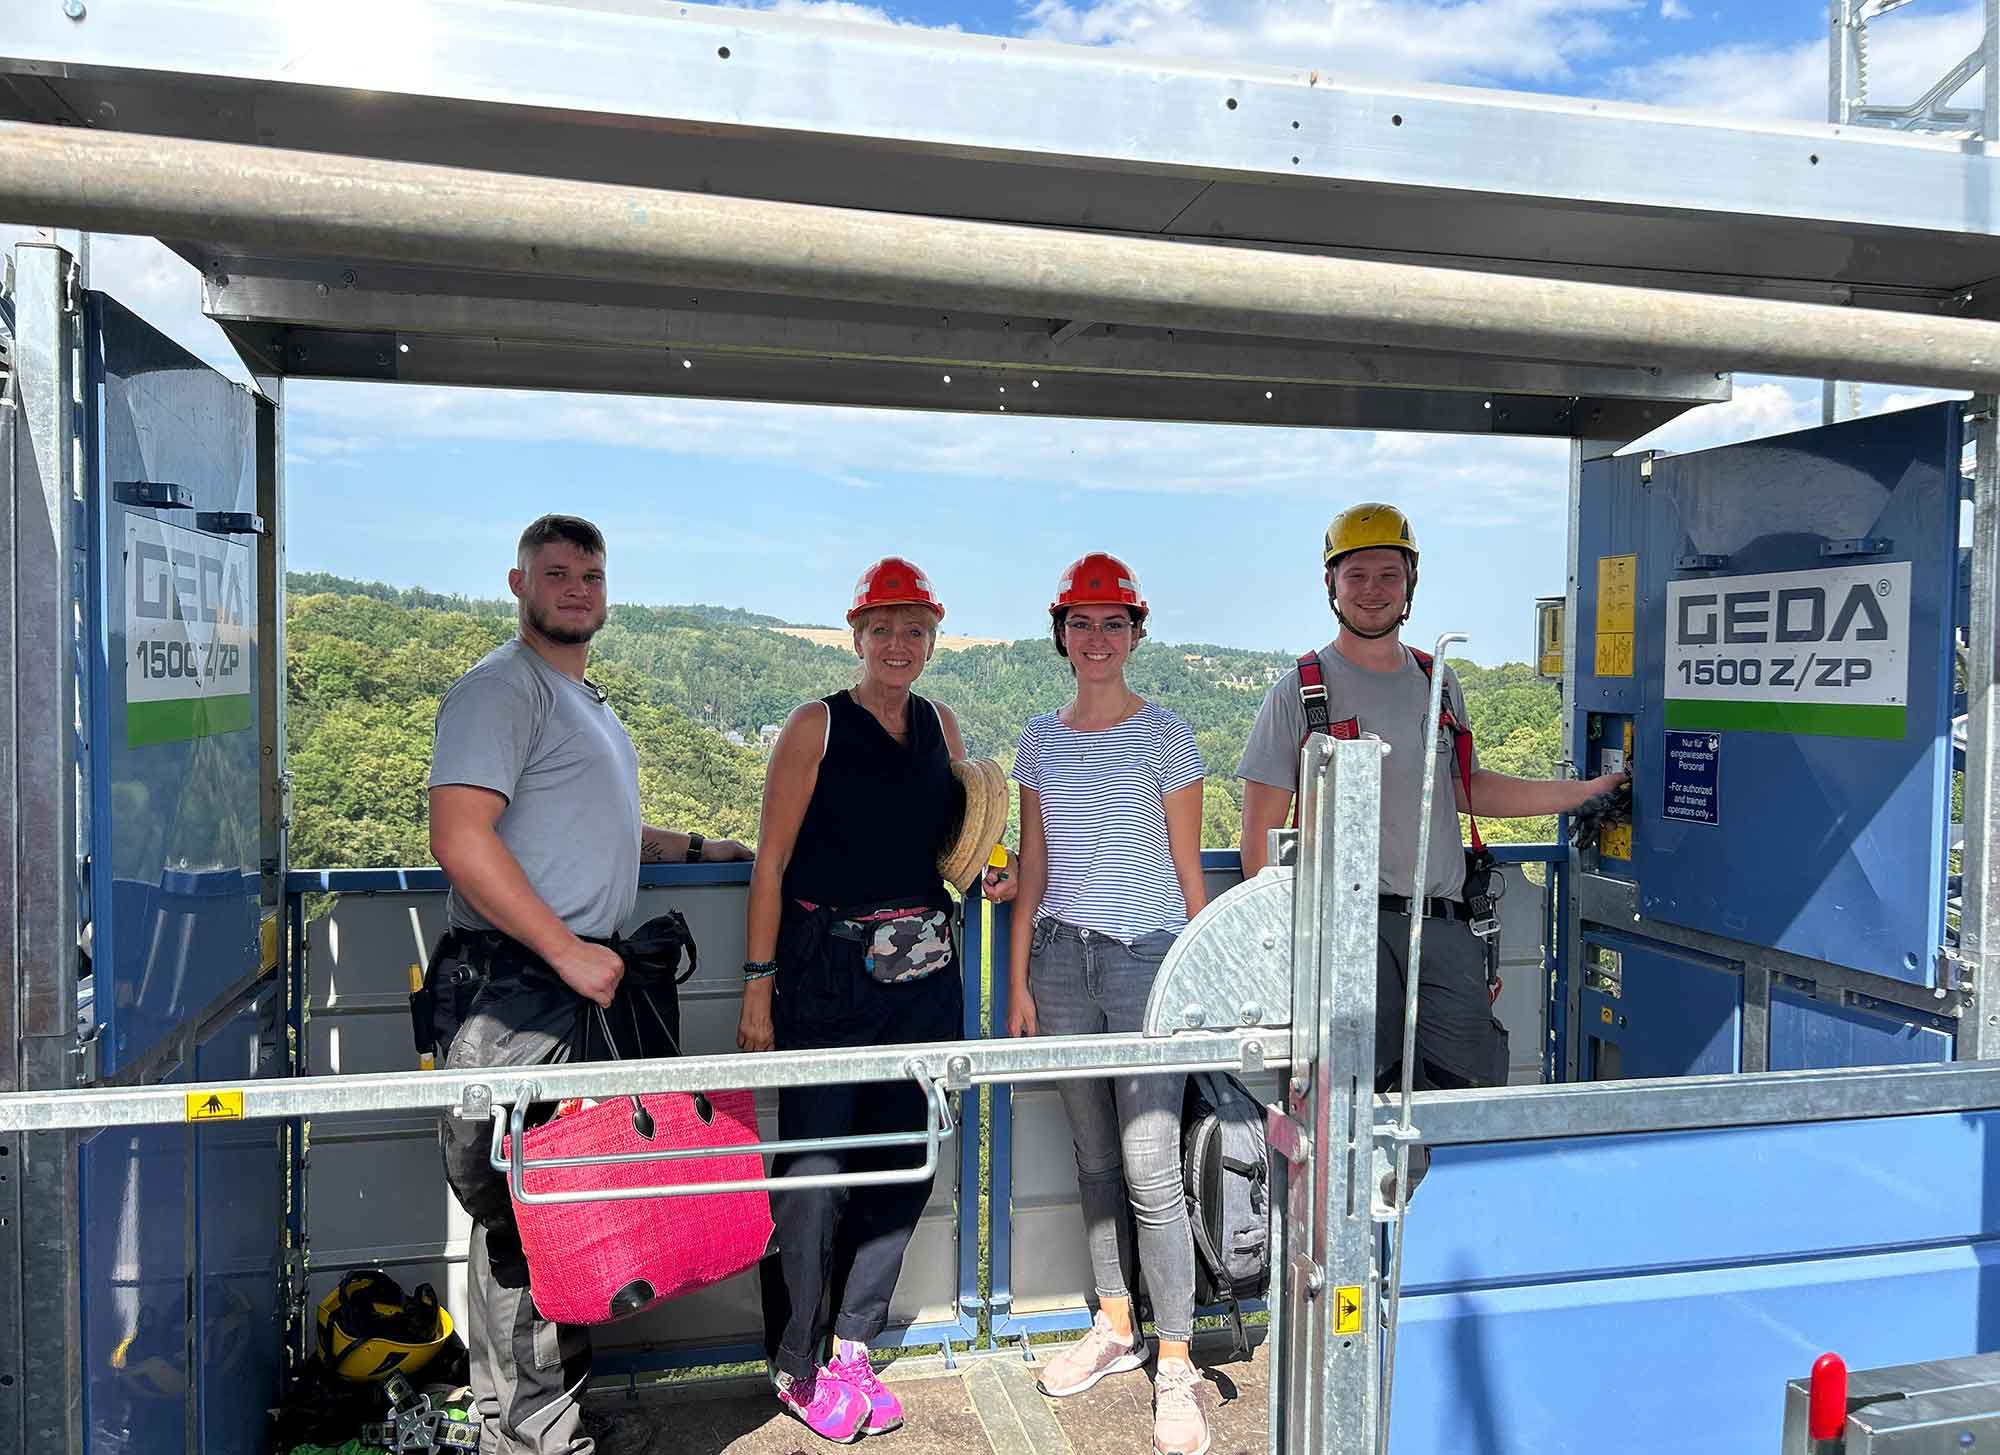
1568, 777, 1633, 849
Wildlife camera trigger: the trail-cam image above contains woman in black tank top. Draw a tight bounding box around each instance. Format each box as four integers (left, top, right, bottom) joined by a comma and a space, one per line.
734, 559, 1013, 1437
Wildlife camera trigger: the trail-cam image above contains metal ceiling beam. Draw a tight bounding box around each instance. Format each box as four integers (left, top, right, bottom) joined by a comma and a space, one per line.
221, 321, 1686, 439
203, 270, 1729, 406
3, 121, 1999, 392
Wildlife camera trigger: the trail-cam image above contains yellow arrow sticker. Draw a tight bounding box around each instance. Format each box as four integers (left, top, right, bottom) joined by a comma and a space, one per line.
186, 1090, 244, 1122
1600, 1006, 1615, 1024
1334, 1285, 1363, 1334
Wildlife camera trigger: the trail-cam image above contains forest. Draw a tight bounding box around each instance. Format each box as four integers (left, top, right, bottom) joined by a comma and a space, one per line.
284, 573, 1567, 871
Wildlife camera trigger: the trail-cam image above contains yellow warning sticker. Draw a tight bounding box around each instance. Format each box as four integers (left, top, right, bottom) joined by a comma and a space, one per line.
1594, 555, 1637, 678
1536, 599, 1565, 678
187, 1090, 244, 1123
1334, 1285, 1363, 1335
1599, 821, 1632, 860
1600, 1006, 1615, 1024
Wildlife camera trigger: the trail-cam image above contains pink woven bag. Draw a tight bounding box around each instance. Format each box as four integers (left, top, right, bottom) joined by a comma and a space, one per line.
508, 1087, 774, 1326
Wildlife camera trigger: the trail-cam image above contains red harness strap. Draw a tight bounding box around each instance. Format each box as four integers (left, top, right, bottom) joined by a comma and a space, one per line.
1407, 648, 1483, 853
1293, 648, 1483, 848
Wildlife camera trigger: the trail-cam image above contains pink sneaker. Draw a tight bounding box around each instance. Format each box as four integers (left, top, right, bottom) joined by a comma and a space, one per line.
1035, 1311, 1145, 1397
829, 1349, 905, 1435
775, 1367, 869, 1444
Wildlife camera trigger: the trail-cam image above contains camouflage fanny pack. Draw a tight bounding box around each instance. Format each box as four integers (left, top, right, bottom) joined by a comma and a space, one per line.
830, 901, 954, 986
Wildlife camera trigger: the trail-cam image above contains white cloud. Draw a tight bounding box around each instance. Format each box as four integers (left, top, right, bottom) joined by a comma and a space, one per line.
277, 375, 1578, 527
1622, 379, 1817, 455
1022, 0, 1640, 87
1658, 0, 1689, 17
1869, 386, 1969, 416
724, 0, 961, 28
1609, 3, 1983, 122
1619, 375, 1971, 459
0, 228, 250, 383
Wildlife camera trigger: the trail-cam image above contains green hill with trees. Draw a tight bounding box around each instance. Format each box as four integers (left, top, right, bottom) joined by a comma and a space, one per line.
284, 573, 1565, 872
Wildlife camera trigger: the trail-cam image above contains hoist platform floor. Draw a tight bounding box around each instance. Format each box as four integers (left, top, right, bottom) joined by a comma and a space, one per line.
581, 1337, 1269, 1455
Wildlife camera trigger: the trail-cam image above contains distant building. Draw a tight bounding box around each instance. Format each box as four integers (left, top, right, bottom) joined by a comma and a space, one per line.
723, 730, 746, 748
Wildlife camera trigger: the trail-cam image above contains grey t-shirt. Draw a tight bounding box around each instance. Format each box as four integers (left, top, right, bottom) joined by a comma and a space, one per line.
430, 639, 642, 938
1236, 641, 1479, 900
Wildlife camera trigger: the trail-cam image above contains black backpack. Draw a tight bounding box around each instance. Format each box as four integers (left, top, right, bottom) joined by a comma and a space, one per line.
1183, 1072, 1270, 1357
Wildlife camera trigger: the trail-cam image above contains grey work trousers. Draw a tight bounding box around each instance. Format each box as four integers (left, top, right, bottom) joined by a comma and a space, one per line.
440, 972, 595, 1455
1374, 908, 1508, 1092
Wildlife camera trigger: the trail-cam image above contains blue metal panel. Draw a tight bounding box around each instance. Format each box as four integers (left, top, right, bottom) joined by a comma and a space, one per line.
85, 294, 260, 1074
1576, 405, 1960, 986
193, 982, 283, 1454
1580, 934, 1740, 1080
80, 1061, 189, 1455
1768, 987, 1954, 1071
1391, 1108, 2000, 1455
1402, 1112, 1998, 1289
1391, 1245, 1996, 1455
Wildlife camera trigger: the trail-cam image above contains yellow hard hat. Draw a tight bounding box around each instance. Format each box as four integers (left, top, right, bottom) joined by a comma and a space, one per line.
1323, 503, 1418, 566
316, 1270, 456, 1383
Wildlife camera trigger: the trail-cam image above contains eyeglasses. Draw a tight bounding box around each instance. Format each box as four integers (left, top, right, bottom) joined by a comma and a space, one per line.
1063, 617, 1133, 638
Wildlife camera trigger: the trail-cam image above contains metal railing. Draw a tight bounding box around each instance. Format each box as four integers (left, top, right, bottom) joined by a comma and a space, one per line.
494, 1065, 958, 1203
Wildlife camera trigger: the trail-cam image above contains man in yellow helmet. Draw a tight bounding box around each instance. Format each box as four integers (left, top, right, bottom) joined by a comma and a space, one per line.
1236, 502, 1626, 1108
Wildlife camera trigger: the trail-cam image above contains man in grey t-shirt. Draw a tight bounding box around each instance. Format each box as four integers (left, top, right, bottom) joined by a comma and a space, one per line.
1237, 503, 1624, 1102
429, 514, 749, 1455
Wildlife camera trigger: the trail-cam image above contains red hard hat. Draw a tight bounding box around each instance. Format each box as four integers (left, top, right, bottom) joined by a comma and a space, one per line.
848, 557, 946, 625
1051, 552, 1147, 616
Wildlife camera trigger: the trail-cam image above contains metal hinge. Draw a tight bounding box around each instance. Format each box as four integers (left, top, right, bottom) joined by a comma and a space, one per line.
72, 1022, 100, 1083
194, 510, 266, 535
114, 479, 195, 510
1937, 946, 1974, 1004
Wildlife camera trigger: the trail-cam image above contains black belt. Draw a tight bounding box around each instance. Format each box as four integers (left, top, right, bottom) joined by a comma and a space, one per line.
1378, 894, 1470, 922
447, 927, 621, 978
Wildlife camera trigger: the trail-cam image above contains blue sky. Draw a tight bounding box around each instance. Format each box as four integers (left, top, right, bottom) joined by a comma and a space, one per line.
11, 0, 1984, 662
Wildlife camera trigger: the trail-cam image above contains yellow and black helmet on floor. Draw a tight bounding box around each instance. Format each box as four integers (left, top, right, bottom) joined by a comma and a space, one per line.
316, 1269, 455, 1382
1322, 502, 1419, 567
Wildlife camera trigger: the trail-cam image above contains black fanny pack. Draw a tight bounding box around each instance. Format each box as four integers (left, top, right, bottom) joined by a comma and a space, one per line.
827, 899, 955, 985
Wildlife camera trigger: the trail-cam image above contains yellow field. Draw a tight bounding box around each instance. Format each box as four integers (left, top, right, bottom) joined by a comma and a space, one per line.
772, 626, 1010, 653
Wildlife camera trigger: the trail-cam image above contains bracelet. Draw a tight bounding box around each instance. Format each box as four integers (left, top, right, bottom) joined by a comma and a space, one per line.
685, 832, 706, 864
742, 959, 778, 981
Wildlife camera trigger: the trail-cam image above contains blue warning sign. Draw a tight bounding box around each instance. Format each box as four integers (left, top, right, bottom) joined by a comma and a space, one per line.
1664, 730, 1721, 826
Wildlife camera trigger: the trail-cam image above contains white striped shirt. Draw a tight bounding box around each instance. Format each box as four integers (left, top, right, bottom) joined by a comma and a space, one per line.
1013, 703, 1205, 943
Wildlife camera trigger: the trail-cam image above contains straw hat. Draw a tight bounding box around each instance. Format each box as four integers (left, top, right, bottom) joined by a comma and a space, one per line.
939, 757, 1010, 893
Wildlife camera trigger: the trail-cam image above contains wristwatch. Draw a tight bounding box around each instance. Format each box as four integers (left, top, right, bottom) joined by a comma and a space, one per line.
684, 832, 706, 864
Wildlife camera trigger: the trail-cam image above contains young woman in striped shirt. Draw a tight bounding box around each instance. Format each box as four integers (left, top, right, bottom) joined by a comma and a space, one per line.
1006, 552, 1212, 1455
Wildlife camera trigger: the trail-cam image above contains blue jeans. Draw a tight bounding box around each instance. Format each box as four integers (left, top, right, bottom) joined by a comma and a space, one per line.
1027, 917, 1196, 1342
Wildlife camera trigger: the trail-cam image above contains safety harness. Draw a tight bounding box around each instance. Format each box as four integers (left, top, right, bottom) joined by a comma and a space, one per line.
1296, 647, 1481, 843
1295, 650, 1504, 977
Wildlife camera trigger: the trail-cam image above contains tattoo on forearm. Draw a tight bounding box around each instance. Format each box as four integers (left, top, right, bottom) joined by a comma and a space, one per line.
640, 836, 673, 864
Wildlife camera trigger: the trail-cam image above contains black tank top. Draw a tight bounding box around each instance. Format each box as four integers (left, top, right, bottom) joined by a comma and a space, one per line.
782, 690, 957, 910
